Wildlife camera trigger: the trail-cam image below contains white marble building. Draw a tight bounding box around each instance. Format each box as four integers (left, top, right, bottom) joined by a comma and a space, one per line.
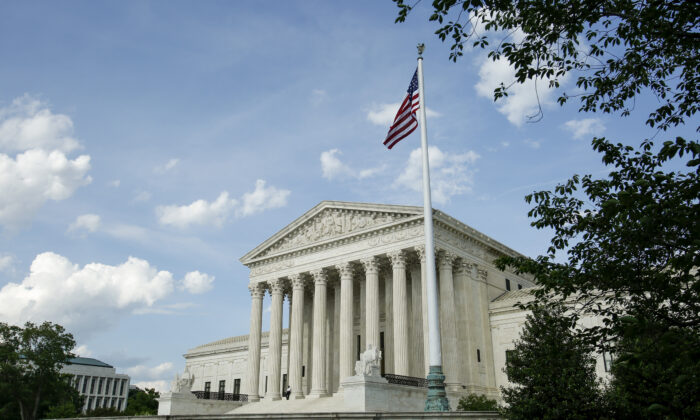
184, 201, 567, 405
61, 357, 130, 413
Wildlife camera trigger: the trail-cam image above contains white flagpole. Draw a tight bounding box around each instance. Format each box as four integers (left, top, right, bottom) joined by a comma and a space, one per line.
416, 44, 449, 411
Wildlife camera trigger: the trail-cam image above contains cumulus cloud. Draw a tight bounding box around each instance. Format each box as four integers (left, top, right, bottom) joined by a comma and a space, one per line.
180, 271, 214, 294
156, 180, 289, 228
153, 158, 179, 174
475, 55, 568, 126
367, 103, 440, 126
126, 362, 174, 380
0, 94, 80, 153
74, 344, 92, 357
395, 146, 480, 205
320, 149, 384, 181
0, 252, 176, 337
68, 213, 101, 234
563, 118, 606, 139
132, 380, 170, 393
0, 95, 92, 231
0, 149, 92, 230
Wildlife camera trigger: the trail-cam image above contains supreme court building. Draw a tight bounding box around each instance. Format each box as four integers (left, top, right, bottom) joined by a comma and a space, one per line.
180, 201, 611, 409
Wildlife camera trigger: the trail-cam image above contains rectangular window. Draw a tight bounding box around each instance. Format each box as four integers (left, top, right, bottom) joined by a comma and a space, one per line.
90, 377, 96, 394
233, 378, 241, 395
302, 365, 305, 377
98, 377, 103, 394
117, 399, 122, 411
119, 379, 125, 395
518, 283, 522, 290
477, 348, 481, 363
88, 397, 94, 410
106, 378, 112, 395
75, 375, 82, 390
96, 397, 102, 408
82, 376, 89, 393
282, 374, 287, 394
219, 380, 225, 399
204, 381, 211, 393
112, 379, 118, 395
356, 335, 361, 361
265, 376, 268, 393
505, 279, 511, 291
603, 352, 614, 372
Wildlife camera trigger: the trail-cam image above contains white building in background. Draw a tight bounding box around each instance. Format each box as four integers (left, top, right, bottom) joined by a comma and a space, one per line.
61, 357, 130, 413
181, 201, 611, 411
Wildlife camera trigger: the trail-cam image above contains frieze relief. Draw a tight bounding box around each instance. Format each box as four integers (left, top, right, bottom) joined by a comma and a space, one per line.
257, 209, 410, 257
249, 259, 295, 276
435, 225, 491, 260
367, 225, 423, 246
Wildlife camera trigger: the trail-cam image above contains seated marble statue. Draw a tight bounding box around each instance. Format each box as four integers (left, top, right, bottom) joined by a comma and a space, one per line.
354, 344, 382, 377
171, 369, 195, 394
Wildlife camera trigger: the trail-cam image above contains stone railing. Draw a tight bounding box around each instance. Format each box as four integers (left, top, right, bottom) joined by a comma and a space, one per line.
382, 373, 428, 388
191, 391, 249, 402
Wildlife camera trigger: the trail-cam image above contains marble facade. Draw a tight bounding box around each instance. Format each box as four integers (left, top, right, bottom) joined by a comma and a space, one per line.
184, 201, 546, 404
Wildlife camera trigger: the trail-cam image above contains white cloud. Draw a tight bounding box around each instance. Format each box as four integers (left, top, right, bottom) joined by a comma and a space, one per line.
154, 158, 179, 174
132, 380, 170, 393
320, 149, 384, 181
0, 255, 14, 272
156, 191, 237, 228
126, 362, 174, 380
0, 252, 175, 337
366, 103, 441, 126
475, 55, 568, 126
133, 302, 195, 315
74, 344, 92, 357
0, 149, 92, 230
563, 118, 606, 139
395, 146, 480, 205
109, 179, 120, 188
0, 95, 92, 231
180, 271, 214, 294
0, 94, 80, 153
156, 180, 290, 228
68, 213, 101, 234
237, 179, 290, 217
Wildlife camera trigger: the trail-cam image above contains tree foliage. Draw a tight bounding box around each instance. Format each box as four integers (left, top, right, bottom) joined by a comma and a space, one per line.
0, 322, 76, 420
123, 387, 159, 416
456, 393, 499, 411
501, 304, 604, 420
394, 0, 698, 129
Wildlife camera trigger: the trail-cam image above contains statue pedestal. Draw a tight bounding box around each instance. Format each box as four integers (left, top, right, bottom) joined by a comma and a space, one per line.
157, 392, 244, 415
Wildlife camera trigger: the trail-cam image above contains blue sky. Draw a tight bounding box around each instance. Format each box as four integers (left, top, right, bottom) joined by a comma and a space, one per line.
0, 0, 680, 391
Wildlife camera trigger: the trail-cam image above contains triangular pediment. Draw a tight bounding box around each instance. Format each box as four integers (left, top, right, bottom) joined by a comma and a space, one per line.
240, 201, 423, 264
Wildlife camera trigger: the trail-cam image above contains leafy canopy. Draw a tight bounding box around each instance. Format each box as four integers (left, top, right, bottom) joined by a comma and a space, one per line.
501, 304, 604, 420
394, 0, 698, 130
0, 322, 76, 420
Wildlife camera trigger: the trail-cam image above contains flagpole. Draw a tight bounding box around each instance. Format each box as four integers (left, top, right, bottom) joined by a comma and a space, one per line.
417, 44, 450, 412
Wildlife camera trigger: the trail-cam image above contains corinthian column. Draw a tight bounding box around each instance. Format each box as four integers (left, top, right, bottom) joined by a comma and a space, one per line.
416, 245, 431, 374
288, 275, 305, 399
309, 269, 329, 397
362, 257, 380, 350
438, 251, 460, 391
337, 262, 354, 382
245, 282, 265, 401
266, 279, 284, 400
389, 250, 409, 375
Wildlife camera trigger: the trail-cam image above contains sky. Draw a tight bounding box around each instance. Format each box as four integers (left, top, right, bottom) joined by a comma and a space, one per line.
0, 0, 684, 392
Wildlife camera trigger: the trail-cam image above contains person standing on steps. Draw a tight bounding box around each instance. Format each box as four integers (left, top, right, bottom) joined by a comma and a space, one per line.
285, 385, 291, 400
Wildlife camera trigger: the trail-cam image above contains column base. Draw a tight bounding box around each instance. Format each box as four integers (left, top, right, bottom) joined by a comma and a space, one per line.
306, 390, 331, 398
424, 365, 450, 412
248, 395, 260, 403
267, 394, 281, 401
292, 393, 306, 400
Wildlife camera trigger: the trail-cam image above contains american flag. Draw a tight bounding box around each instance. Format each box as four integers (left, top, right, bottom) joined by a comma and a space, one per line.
383, 70, 420, 149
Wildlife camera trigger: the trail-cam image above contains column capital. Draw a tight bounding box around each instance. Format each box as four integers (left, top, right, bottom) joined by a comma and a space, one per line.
310, 269, 328, 286
336, 262, 353, 279
455, 260, 474, 275
414, 245, 436, 263
388, 250, 407, 269
361, 257, 379, 274
438, 251, 457, 269
268, 278, 285, 295
289, 273, 306, 289
248, 282, 265, 298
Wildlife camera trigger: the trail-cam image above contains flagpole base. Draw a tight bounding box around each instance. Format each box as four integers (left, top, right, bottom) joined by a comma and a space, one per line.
424, 365, 450, 411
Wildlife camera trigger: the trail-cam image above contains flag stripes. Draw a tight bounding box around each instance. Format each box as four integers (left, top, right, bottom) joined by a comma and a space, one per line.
383, 70, 420, 149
